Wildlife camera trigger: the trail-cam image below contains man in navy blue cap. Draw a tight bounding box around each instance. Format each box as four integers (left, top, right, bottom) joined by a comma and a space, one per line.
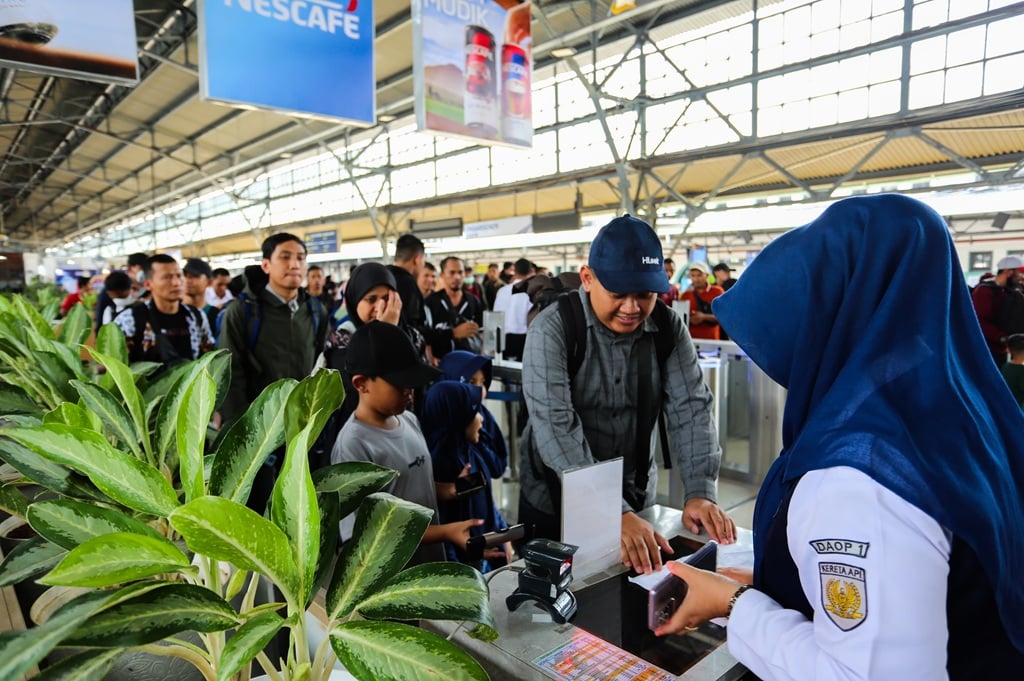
519, 214, 735, 575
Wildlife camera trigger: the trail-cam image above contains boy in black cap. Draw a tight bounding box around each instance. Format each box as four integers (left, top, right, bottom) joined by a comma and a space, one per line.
331, 321, 485, 566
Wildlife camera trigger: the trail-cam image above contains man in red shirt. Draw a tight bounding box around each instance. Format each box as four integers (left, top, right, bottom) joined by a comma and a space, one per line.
680, 261, 724, 340
972, 255, 1024, 367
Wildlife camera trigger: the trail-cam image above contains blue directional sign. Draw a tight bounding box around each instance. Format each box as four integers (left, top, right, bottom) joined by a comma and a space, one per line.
306, 229, 338, 254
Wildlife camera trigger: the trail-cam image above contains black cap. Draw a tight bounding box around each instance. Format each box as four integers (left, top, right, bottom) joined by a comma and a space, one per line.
712, 262, 732, 273
345, 322, 441, 388
183, 258, 213, 278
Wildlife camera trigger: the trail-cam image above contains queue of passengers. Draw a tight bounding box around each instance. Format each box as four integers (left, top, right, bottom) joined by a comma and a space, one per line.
81, 196, 1022, 679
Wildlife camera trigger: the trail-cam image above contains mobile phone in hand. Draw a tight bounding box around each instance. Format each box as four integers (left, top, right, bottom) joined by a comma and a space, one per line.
454, 471, 486, 498
646, 541, 718, 631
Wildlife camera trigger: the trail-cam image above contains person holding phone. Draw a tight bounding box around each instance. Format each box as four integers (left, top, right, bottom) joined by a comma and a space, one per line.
657, 195, 1024, 679
318, 263, 433, 459
422, 380, 512, 572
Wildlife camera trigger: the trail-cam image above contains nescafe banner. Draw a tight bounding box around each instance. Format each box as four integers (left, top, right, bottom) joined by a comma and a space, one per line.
0, 0, 139, 84
199, 0, 374, 124
413, 0, 533, 148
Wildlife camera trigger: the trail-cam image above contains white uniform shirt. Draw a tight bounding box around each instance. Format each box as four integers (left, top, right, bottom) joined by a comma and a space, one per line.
728, 466, 952, 681
492, 278, 532, 335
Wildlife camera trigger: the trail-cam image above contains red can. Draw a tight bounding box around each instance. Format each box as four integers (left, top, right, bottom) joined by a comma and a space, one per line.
464, 25, 497, 133
501, 43, 531, 145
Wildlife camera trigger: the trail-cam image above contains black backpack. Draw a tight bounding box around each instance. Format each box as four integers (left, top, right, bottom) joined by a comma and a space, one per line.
520, 293, 677, 513
126, 301, 205, 369
978, 282, 1024, 335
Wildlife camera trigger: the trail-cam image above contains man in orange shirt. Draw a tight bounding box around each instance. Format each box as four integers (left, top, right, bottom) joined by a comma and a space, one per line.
680, 261, 724, 340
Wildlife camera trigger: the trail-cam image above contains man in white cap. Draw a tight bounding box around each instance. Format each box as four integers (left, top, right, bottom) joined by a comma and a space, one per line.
972, 255, 1024, 367
519, 215, 735, 576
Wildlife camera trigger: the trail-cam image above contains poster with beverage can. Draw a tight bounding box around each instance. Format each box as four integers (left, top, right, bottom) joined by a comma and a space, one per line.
0, 0, 138, 84
199, 0, 375, 124
413, 0, 533, 148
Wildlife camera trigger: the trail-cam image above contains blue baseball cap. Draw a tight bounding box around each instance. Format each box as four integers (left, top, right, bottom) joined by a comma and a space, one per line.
588, 215, 671, 294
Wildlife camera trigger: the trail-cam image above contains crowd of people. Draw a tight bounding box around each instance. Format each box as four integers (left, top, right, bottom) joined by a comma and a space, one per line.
63, 195, 1023, 677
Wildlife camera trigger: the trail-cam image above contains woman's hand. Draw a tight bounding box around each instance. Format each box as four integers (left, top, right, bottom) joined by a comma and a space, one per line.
655, 561, 743, 636
377, 291, 402, 325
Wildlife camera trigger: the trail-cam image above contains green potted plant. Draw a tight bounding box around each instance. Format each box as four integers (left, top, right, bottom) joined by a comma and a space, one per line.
0, 325, 496, 681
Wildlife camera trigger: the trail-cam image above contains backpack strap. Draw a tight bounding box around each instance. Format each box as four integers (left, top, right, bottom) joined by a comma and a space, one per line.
241, 294, 261, 351
557, 293, 588, 380
129, 301, 150, 349
649, 300, 677, 471
306, 295, 327, 349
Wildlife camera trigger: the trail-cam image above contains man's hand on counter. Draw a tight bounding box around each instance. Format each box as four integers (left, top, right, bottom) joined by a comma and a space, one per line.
621, 512, 674, 574
683, 498, 737, 544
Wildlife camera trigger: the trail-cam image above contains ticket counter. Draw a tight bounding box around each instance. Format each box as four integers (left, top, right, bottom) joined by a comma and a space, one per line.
425, 506, 755, 681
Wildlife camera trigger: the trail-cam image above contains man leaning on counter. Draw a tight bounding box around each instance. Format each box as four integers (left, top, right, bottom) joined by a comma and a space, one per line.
518, 214, 736, 574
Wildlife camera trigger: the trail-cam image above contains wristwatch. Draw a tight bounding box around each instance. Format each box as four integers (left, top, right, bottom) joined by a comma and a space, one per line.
727, 584, 753, 617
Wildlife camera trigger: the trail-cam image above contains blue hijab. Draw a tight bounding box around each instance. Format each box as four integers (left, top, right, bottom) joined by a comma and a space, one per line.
713, 194, 1024, 650
438, 350, 508, 478
421, 381, 507, 566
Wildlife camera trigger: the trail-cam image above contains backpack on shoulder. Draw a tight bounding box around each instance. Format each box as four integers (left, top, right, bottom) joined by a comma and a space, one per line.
978, 281, 1024, 335
127, 301, 204, 369
520, 294, 676, 513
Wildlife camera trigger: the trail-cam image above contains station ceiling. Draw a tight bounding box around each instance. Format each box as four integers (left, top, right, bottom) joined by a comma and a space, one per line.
2, 0, 1024, 256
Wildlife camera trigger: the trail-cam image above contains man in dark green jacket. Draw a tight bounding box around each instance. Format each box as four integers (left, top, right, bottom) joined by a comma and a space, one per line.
218, 233, 327, 426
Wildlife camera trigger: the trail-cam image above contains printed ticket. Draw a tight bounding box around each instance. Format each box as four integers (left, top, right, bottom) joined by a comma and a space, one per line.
532, 629, 675, 680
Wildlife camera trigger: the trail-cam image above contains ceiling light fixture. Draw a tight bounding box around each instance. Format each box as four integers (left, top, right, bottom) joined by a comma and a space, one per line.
551, 46, 577, 59
378, 113, 397, 123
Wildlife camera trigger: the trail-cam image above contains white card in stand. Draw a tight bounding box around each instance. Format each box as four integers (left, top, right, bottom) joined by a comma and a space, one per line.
482, 310, 504, 358
560, 457, 623, 582
672, 299, 690, 327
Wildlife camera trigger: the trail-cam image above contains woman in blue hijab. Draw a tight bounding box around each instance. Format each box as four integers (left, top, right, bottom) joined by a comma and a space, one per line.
438, 350, 509, 479
656, 195, 1024, 678
422, 380, 510, 573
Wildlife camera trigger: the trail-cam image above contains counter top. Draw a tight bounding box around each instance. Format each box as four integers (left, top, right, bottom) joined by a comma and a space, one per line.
426, 505, 754, 681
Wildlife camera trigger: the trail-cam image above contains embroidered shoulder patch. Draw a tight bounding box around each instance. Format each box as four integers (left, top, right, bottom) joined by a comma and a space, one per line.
809, 538, 870, 558
819, 562, 867, 631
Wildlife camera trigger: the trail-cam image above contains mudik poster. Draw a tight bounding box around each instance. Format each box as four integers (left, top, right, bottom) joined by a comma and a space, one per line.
0, 0, 139, 84
199, 0, 375, 124
414, 0, 533, 148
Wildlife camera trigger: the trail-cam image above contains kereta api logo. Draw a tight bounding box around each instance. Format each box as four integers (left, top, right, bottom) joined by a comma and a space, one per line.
224, 0, 361, 40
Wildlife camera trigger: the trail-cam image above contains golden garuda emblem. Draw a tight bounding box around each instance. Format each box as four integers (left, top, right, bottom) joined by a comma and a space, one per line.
819, 562, 868, 631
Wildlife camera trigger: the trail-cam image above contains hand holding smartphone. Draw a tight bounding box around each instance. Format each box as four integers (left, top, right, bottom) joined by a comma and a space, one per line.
454, 471, 486, 498
646, 540, 718, 631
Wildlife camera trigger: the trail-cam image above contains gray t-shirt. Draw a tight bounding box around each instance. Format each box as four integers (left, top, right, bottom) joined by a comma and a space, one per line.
331, 411, 444, 566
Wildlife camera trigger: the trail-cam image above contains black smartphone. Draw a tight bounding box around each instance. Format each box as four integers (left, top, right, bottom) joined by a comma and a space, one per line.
646, 541, 718, 631
465, 523, 526, 559
454, 471, 486, 498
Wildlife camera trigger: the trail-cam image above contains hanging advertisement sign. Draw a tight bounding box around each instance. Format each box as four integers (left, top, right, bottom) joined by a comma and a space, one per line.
413, 0, 533, 148
199, 0, 374, 124
0, 0, 139, 84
